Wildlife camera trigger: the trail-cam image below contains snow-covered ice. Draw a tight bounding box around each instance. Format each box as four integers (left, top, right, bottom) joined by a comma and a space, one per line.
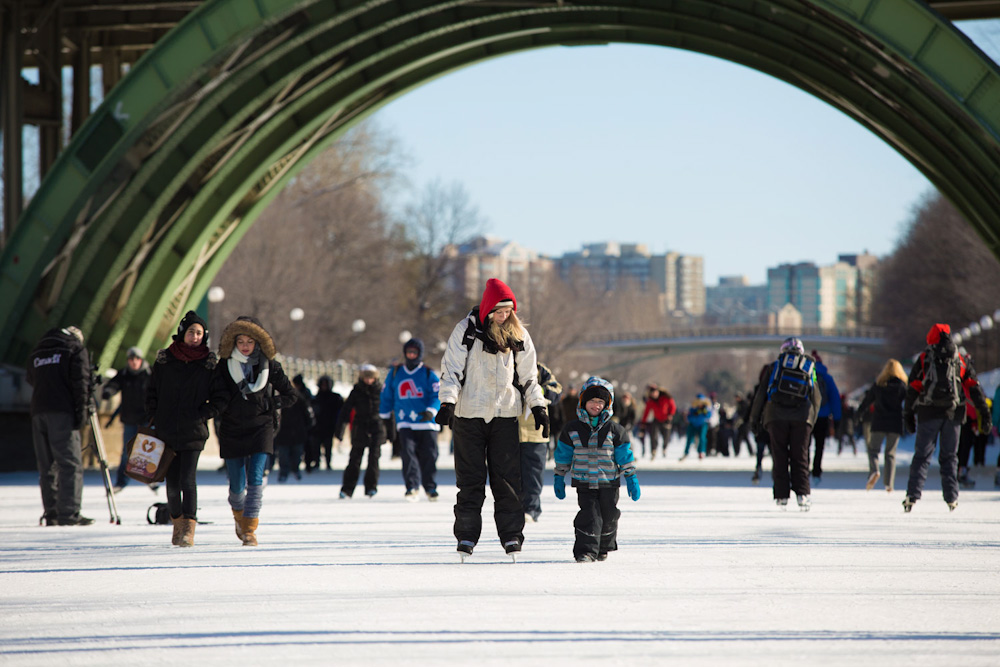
2, 443, 999, 666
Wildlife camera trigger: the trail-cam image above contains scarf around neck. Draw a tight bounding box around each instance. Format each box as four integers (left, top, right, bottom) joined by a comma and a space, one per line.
228, 347, 269, 398
168, 341, 210, 363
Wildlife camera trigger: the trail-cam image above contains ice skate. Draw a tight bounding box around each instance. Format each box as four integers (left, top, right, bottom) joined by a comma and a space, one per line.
902, 496, 916, 513
504, 539, 521, 563
797, 494, 811, 512
775, 498, 788, 510
575, 553, 596, 563
405, 489, 420, 502
947, 501, 958, 511
751, 471, 761, 485
995, 471, 1000, 489
457, 540, 475, 563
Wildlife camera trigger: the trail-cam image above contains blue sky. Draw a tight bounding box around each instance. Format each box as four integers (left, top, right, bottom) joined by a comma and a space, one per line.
373, 20, 1000, 287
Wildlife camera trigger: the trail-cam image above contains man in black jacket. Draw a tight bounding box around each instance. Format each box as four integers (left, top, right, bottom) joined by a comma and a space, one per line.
102, 346, 152, 493
26, 326, 94, 526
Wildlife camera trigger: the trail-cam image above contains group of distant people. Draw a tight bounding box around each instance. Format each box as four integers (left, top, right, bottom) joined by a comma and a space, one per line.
24, 273, 994, 560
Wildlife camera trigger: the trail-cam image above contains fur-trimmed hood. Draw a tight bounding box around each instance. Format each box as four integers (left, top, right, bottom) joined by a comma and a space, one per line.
218, 316, 277, 360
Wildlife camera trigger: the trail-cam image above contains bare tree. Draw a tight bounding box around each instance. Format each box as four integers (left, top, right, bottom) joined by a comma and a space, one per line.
214, 122, 407, 363
393, 179, 486, 340
872, 191, 1000, 360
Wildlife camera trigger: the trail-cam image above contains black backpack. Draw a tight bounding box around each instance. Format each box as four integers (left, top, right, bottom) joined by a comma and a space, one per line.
147, 502, 171, 525
766, 353, 815, 408
914, 342, 964, 412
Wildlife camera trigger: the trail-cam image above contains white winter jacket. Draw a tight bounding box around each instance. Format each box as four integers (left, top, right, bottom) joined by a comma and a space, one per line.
438, 312, 545, 421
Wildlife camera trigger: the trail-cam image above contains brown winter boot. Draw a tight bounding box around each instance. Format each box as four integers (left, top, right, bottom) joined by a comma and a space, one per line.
171, 517, 183, 546
232, 509, 245, 541
241, 517, 259, 546
178, 518, 196, 547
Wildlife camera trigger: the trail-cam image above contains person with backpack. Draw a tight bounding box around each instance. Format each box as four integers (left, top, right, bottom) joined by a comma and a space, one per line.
380, 338, 442, 501
749, 337, 823, 511
214, 316, 298, 545
902, 323, 990, 512
808, 351, 841, 484
436, 278, 547, 561
680, 394, 712, 461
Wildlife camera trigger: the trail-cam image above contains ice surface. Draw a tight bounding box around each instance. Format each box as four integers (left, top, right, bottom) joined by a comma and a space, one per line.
2, 441, 999, 666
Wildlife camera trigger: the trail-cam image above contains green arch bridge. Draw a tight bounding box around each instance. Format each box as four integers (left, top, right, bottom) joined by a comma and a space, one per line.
2, 0, 1000, 372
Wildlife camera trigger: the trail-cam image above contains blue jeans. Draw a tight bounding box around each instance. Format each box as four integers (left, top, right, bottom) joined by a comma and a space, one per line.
115, 423, 140, 488
226, 453, 270, 518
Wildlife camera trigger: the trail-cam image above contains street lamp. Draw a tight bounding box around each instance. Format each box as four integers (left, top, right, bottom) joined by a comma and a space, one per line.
290, 307, 304, 358
207, 286, 225, 349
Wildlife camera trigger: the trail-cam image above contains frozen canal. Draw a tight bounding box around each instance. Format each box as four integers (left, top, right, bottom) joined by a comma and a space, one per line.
2, 446, 999, 666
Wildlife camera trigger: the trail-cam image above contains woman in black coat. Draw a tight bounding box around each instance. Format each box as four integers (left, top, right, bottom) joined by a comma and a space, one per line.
146, 310, 222, 547
215, 316, 297, 546
858, 359, 908, 492
335, 364, 386, 498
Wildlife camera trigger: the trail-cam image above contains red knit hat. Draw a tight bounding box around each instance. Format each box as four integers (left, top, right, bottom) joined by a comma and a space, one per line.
926, 323, 951, 345
479, 278, 517, 324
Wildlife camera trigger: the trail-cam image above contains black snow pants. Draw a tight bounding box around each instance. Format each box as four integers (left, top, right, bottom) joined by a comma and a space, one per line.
574, 485, 621, 560
452, 416, 523, 548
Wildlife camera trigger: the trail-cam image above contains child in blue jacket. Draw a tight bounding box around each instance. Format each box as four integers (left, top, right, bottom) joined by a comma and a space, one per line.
553, 376, 639, 562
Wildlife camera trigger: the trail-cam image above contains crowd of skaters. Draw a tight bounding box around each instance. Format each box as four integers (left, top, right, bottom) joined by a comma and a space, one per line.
22, 274, 1000, 556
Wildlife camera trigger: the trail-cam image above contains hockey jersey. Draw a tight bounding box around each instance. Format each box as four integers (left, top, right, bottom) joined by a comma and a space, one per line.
379, 364, 442, 431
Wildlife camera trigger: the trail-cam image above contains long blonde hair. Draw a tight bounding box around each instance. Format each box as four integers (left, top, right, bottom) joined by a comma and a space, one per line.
487, 309, 526, 352
876, 359, 906, 386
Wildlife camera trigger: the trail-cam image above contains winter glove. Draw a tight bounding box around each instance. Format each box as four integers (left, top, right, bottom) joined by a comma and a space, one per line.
531, 405, 550, 439
435, 403, 455, 427
981, 411, 993, 434
636, 424, 646, 439
903, 411, 916, 434
420, 410, 434, 422
383, 418, 396, 444
625, 474, 641, 501
553, 475, 566, 500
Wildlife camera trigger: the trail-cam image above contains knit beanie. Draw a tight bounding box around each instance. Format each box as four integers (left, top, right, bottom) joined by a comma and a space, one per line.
173, 310, 208, 342
926, 323, 951, 345
579, 383, 612, 408
478, 278, 517, 324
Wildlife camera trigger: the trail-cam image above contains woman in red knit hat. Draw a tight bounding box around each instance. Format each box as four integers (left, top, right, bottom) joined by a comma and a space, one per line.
436, 278, 548, 561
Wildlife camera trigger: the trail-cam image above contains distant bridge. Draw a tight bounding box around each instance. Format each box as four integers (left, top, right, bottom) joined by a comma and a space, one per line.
577, 325, 887, 360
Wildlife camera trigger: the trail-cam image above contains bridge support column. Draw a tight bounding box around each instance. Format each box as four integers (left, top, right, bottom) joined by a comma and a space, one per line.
1, 1, 23, 248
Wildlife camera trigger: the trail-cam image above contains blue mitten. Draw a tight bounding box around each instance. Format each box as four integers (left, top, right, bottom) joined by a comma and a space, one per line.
553, 475, 566, 500
625, 474, 640, 501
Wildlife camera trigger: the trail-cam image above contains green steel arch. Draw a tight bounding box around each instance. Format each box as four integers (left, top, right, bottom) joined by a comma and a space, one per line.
2, 0, 1000, 370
